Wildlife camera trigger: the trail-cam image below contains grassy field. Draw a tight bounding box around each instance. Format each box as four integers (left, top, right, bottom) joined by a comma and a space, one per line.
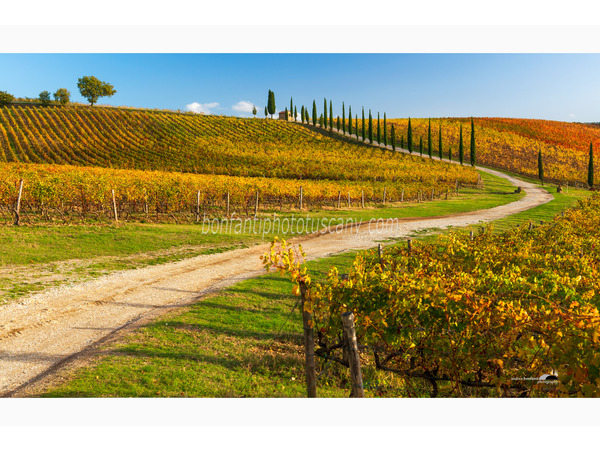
40, 177, 592, 398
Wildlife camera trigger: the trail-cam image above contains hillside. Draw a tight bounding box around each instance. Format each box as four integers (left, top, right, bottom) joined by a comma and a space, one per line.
384, 117, 598, 186
0, 105, 471, 186
0, 106, 478, 222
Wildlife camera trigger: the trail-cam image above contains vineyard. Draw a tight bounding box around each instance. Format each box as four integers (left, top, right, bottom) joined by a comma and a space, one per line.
0, 163, 474, 224
0, 105, 478, 223
0, 105, 473, 185
330, 116, 598, 186
264, 194, 600, 397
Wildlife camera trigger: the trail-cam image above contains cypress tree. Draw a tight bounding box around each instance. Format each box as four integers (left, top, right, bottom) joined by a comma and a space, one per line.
383, 113, 387, 146
376, 112, 381, 144
368, 110, 373, 143
342, 102, 346, 134
290, 97, 293, 116
391, 124, 396, 151
329, 100, 333, 130
470, 117, 476, 167
428, 118, 433, 159
538, 149, 544, 185
438, 125, 443, 160
588, 142, 594, 188
267, 90, 276, 118
312, 100, 317, 126
459, 124, 464, 165
284, 107, 288, 120
355, 115, 358, 140
362, 107, 366, 141
264, 106, 268, 119
348, 106, 352, 136
294, 105, 297, 121
401, 135, 404, 149
319, 114, 323, 128
300, 105, 304, 123
323, 98, 328, 129
419, 136, 423, 155
407, 117, 413, 154
448, 145, 452, 162
336, 116, 340, 132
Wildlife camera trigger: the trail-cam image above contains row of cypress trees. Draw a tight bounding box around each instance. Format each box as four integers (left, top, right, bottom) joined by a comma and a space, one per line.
292, 95, 597, 189
295, 97, 479, 167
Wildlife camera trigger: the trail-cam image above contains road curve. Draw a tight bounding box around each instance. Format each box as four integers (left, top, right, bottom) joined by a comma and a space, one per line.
0, 147, 552, 397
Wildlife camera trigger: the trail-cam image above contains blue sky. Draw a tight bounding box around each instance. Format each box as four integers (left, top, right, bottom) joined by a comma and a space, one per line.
1, 53, 599, 122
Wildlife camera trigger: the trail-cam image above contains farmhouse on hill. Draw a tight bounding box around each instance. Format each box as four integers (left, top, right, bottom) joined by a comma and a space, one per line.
278, 110, 295, 121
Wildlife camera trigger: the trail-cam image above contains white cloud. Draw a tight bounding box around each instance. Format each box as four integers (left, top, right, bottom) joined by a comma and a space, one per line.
186, 102, 219, 114
232, 100, 256, 115
569, 113, 576, 118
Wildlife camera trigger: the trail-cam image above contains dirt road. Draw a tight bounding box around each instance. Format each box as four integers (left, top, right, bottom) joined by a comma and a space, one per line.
0, 166, 552, 396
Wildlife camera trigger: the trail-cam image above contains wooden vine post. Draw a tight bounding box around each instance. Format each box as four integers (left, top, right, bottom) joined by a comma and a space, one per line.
361, 190, 365, 208
226, 191, 230, 217
401, 187, 404, 203
299, 186, 303, 211
337, 191, 341, 209
299, 281, 317, 398
254, 191, 259, 218
341, 312, 365, 398
196, 190, 201, 222
112, 189, 118, 223
383, 187, 387, 205
14, 179, 24, 226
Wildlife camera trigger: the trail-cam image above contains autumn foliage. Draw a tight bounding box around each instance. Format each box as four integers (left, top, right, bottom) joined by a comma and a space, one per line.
264, 196, 600, 397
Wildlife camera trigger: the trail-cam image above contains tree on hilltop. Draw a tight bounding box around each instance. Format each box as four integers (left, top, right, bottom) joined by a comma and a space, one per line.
376, 112, 380, 144
329, 100, 333, 130
39, 91, 52, 106
588, 142, 594, 189
438, 125, 443, 160
267, 90, 276, 118
383, 113, 387, 146
342, 102, 346, 134
428, 118, 432, 159
459, 124, 464, 165
294, 105, 297, 121
538, 148, 544, 185
312, 100, 317, 126
264, 106, 268, 119
348, 106, 352, 136
362, 107, 366, 141
323, 98, 328, 129
252, 105, 257, 118
77, 76, 116, 106
368, 110, 373, 143
470, 117, 476, 167
0, 91, 15, 106
54, 88, 70, 106
407, 117, 413, 153
391, 124, 396, 151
